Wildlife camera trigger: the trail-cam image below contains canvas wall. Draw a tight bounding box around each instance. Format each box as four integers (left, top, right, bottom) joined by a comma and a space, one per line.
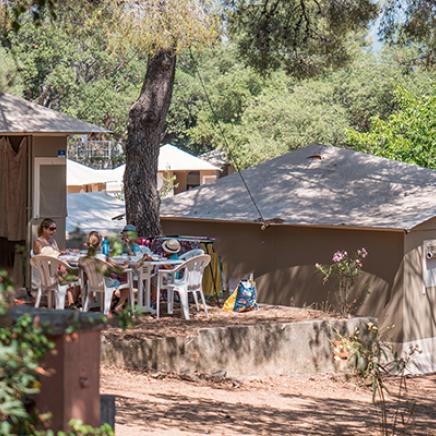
162, 219, 405, 320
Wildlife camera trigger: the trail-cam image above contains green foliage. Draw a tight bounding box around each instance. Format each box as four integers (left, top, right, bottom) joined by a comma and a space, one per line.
346, 87, 436, 169
4, 12, 147, 141
224, 0, 378, 76
0, 273, 55, 434
380, 0, 435, 68
0, 270, 14, 315
316, 248, 368, 315
178, 44, 435, 168
56, 419, 114, 436
334, 323, 419, 435
0, 47, 22, 94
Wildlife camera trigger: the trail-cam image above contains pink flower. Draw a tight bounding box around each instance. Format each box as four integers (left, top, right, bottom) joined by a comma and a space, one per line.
332, 251, 344, 262
357, 248, 368, 258
356, 259, 362, 268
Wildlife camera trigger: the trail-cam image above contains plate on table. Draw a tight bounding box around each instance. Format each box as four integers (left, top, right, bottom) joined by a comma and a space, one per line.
111, 255, 128, 265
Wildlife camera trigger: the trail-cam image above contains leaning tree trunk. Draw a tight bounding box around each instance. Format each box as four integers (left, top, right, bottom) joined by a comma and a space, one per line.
124, 48, 177, 237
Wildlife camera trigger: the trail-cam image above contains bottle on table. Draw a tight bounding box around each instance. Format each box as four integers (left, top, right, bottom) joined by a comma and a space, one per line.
102, 237, 110, 256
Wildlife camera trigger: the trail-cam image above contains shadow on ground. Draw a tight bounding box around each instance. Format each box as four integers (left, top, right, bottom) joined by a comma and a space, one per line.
114, 386, 435, 435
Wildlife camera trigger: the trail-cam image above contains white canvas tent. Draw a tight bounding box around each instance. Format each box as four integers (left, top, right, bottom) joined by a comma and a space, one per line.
67, 159, 108, 186
67, 144, 219, 193
67, 192, 125, 234
105, 144, 219, 179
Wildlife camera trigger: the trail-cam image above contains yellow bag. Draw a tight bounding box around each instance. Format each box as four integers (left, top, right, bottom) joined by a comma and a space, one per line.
223, 287, 238, 312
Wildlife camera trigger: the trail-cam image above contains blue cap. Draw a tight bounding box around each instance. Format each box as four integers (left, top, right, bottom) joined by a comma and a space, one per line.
122, 224, 137, 233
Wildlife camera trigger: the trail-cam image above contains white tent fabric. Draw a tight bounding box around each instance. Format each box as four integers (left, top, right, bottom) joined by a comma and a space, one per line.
67, 192, 126, 234
159, 144, 219, 171
99, 144, 220, 184
67, 159, 105, 186
67, 144, 219, 188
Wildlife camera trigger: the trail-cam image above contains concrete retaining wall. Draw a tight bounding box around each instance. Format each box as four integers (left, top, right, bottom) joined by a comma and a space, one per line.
101, 317, 376, 377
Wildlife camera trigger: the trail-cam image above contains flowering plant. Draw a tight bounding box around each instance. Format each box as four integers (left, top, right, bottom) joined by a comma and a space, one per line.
315, 248, 368, 315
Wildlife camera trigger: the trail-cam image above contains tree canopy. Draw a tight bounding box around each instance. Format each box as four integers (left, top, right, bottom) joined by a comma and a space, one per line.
347, 88, 436, 169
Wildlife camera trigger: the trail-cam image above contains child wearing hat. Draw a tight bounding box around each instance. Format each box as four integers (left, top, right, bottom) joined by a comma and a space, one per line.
162, 239, 182, 260
121, 224, 142, 256
150, 239, 182, 312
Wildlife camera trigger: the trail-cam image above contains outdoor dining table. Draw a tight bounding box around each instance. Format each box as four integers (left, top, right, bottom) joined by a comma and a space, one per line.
135, 259, 183, 313
58, 252, 182, 313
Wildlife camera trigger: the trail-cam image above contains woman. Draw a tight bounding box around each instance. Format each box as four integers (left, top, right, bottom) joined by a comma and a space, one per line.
86, 231, 130, 313
33, 218, 60, 255
33, 218, 79, 307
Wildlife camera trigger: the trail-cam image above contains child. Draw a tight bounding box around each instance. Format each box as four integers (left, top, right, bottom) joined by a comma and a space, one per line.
121, 224, 142, 256
150, 239, 182, 312
86, 231, 130, 313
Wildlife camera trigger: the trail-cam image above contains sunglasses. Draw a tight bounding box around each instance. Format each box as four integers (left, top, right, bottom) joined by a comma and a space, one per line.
48, 226, 57, 231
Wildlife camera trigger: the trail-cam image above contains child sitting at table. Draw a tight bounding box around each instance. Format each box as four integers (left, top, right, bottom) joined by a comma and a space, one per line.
120, 224, 142, 256
150, 239, 182, 312
86, 231, 130, 314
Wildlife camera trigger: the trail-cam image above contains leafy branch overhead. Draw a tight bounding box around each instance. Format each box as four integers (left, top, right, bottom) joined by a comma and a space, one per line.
224, 0, 378, 75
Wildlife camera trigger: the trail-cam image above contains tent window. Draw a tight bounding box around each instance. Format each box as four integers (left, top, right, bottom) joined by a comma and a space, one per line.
187, 171, 200, 190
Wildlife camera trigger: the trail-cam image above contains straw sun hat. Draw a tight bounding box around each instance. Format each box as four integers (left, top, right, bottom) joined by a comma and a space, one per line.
162, 239, 181, 254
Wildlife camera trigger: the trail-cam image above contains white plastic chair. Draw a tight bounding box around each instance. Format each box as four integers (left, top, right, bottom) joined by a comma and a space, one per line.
79, 257, 134, 315
179, 248, 205, 261
30, 255, 78, 309
30, 249, 42, 289
136, 263, 156, 310
157, 254, 211, 320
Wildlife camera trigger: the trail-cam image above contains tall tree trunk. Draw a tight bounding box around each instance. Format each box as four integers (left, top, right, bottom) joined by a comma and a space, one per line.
124, 48, 176, 237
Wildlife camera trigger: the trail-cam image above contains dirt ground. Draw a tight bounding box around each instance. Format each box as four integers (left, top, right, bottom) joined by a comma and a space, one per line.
103, 305, 334, 340
101, 366, 436, 436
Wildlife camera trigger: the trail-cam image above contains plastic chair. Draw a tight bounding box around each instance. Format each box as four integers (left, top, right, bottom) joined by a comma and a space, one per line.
79, 257, 134, 315
179, 248, 205, 261
30, 255, 78, 309
136, 263, 156, 310
157, 254, 211, 320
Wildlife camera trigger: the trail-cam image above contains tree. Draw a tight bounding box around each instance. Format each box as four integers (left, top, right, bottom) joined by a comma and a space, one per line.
346, 88, 436, 169
380, 0, 435, 68
0, 47, 22, 93
4, 14, 147, 141
224, 0, 378, 75
0, 0, 218, 237
180, 44, 434, 168
118, 0, 218, 236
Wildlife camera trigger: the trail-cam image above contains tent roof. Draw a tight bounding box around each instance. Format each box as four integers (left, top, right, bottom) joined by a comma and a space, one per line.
93, 144, 220, 184
67, 159, 127, 186
0, 93, 109, 134
159, 144, 219, 171
160, 145, 436, 231
67, 159, 104, 186
67, 192, 125, 233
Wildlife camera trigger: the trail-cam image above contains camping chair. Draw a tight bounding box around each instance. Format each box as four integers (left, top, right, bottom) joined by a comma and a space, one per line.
30, 255, 79, 309
179, 248, 205, 261
79, 257, 134, 315
156, 254, 211, 320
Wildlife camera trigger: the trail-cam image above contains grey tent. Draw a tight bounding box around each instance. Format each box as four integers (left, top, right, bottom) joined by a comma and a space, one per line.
0, 93, 109, 286
161, 145, 436, 373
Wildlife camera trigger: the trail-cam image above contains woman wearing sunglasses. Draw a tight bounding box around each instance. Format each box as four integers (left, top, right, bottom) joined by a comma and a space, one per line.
33, 218, 80, 307
33, 218, 60, 255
